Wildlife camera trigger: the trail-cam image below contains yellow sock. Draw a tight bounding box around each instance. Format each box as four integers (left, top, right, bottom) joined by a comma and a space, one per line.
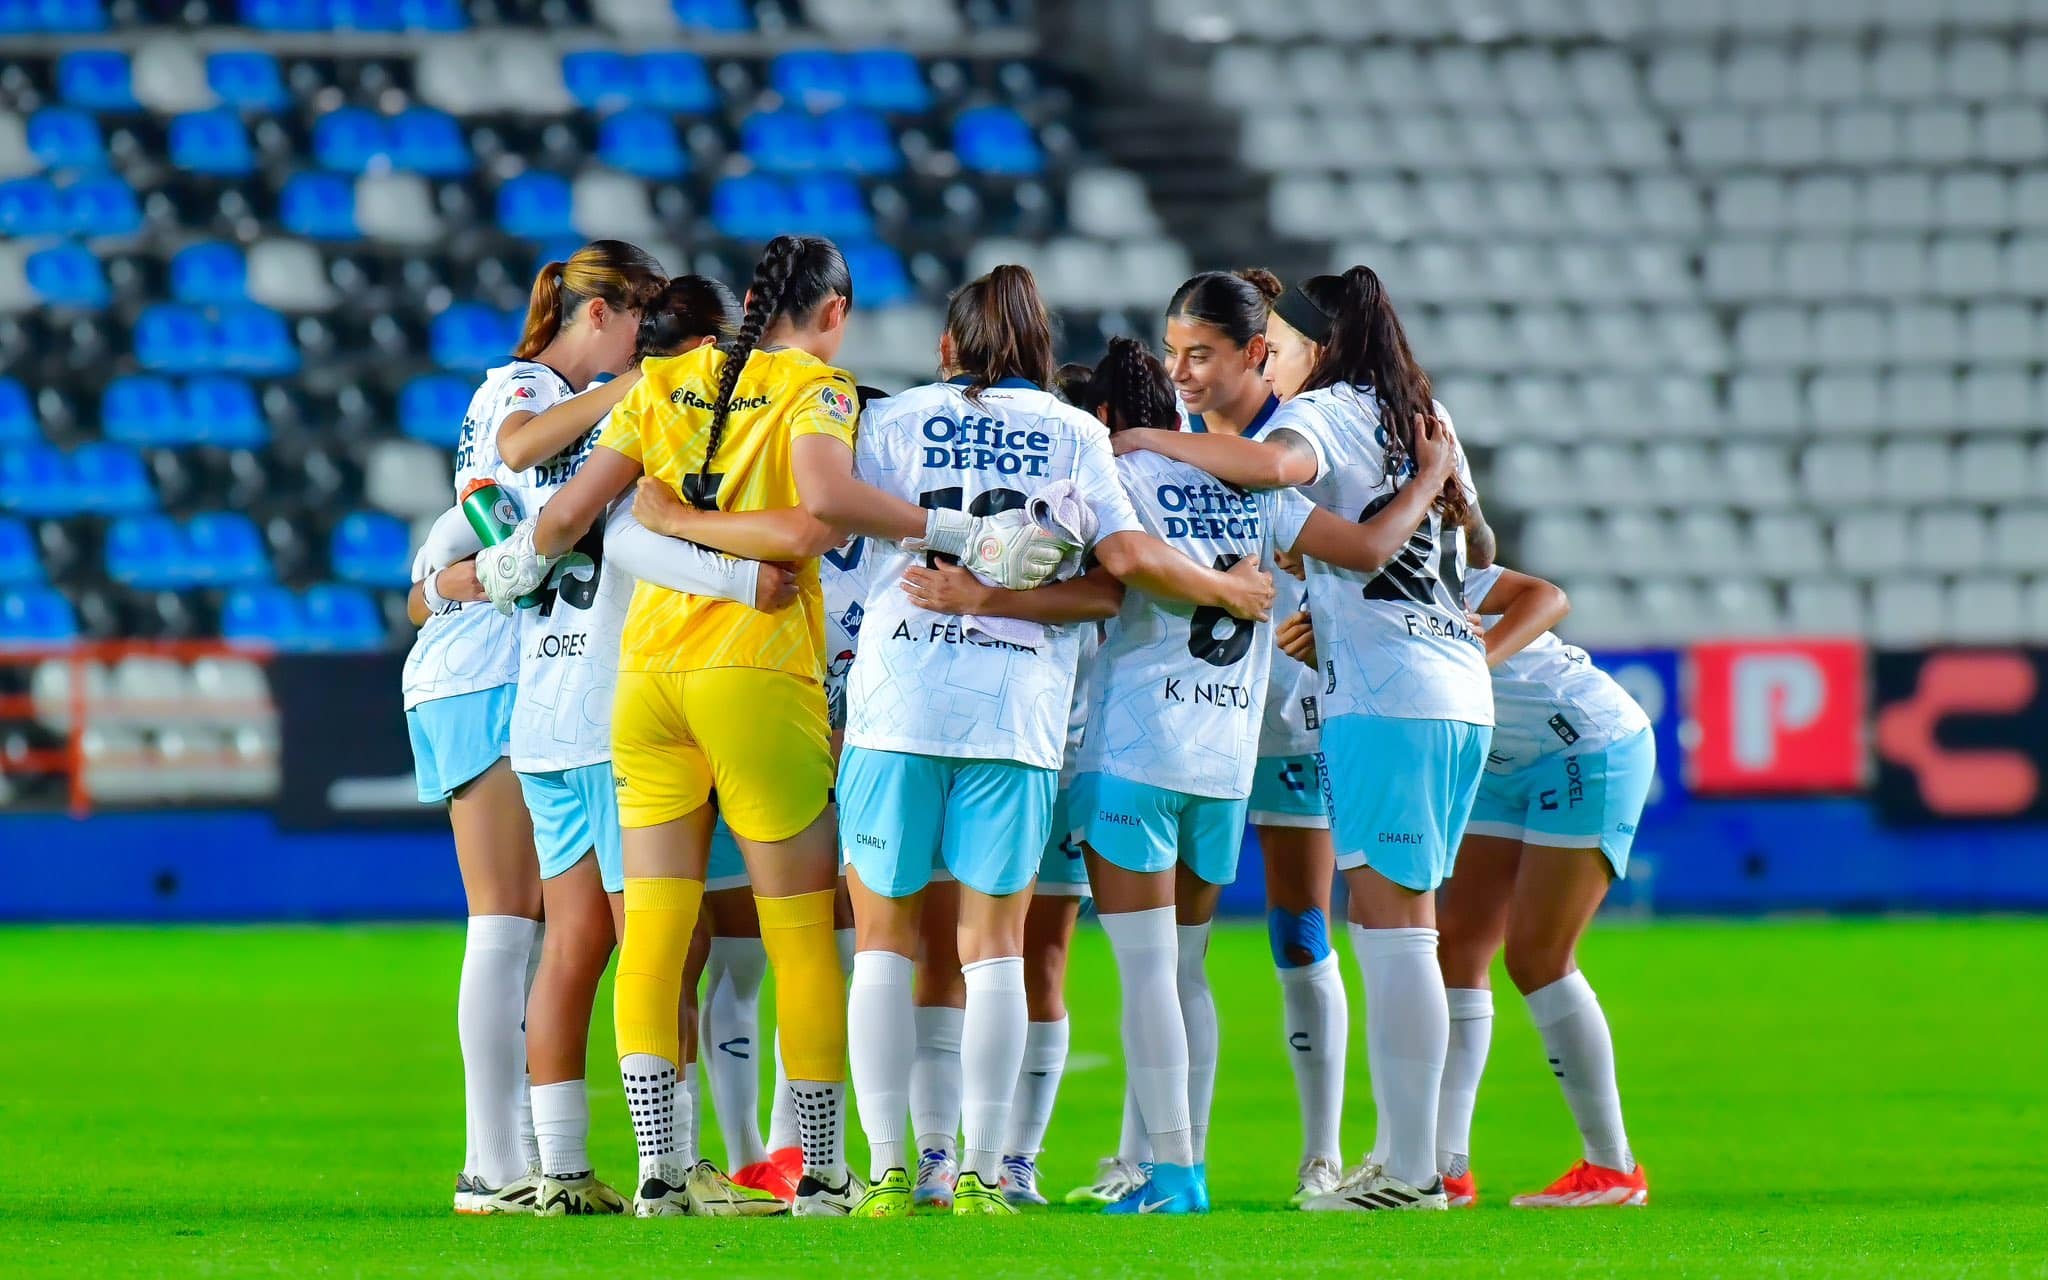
756, 889, 846, 1080
614, 877, 703, 1065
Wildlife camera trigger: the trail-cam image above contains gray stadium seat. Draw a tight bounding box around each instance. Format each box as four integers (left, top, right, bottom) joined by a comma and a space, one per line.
1786, 579, 1866, 634
1751, 512, 1828, 574
571, 173, 659, 242
130, 39, 214, 113
365, 440, 455, 519
1871, 579, 1947, 645
355, 175, 443, 246
1833, 511, 1910, 576
1882, 440, 1957, 504
1947, 578, 2026, 643
247, 240, 339, 313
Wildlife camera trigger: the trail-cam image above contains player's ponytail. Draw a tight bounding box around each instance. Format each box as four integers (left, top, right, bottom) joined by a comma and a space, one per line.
944, 264, 1056, 401
705, 235, 851, 478
1084, 336, 1177, 434
1165, 268, 1281, 350
639, 274, 739, 358
513, 239, 666, 361
1299, 265, 1470, 525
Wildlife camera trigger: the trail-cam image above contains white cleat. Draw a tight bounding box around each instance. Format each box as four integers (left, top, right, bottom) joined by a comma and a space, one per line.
793, 1169, 861, 1217
536, 1172, 627, 1216
1000, 1154, 1048, 1207
913, 1148, 958, 1209
684, 1160, 790, 1217
457, 1171, 545, 1215
1290, 1156, 1343, 1206
633, 1174, 692, 1218
1301, 1168, 1448, 1213
1064, 1156, 1148, 1206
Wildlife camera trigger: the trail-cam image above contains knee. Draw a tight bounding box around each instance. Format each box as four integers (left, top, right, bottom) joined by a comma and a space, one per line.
1502, 935, 1573, 995
1266, 905, 1333, 970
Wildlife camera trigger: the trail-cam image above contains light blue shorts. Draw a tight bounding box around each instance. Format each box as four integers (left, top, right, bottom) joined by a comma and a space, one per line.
1246, 753, 1329, 829
406, 684, 514, 804
837, 746, 1055, 898
1317, 714, 1491, 892
517, 762, 624, 893
1035, 787, 1089, 896
1466, 727, 1655, 878
1071, 771, 1249, 888
708, 819, 750, 892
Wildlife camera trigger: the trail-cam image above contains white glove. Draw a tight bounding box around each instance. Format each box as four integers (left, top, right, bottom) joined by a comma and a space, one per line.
475, 517, 556, 615
908, 507, 1070, 591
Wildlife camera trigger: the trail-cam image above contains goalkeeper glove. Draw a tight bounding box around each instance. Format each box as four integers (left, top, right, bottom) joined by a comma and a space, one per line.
908, 507, 1069, 591
475, 518, 557, 615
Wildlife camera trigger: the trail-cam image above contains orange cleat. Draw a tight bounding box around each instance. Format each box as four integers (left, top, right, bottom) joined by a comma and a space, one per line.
733, 1158, 800, 1203
1509, 1159, 1648, 1208
770, 1146, 803, 1185
1442, 1169, 1478, 1208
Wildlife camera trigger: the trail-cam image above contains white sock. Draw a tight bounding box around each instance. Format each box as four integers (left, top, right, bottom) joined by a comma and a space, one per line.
1348, 924, 1448, 1189
1438, 988, 1494, 1177
678, 1071, 702, 1168
847, 949, 916, 1179
959, 956, 1027, 1183
1117, 1082, 1151, 1164
1175, 922, 1218, 1164
1100, 907, 1193, 1168
518, 925, 542, 1172
1005, 1016, 1069, 1158
458, 915, 538, 1186
620, 1051, 683, 1188
702, 937, 769, 1168
531, 1079, 590, 1178
1526, 972, 1634, 1173
910, 1004, 964, 1158
1277, 952, 1347, 1164
768, 1029, 796, 1153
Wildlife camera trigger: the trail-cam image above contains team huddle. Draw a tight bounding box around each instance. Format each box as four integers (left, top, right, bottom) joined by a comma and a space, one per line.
401, 233, 1655, 1220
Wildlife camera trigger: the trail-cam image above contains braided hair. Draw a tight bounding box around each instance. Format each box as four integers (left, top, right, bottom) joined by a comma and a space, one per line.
1063, 337, 1177, 433
1297, 266, 1469, 525
702, 235, 852, 479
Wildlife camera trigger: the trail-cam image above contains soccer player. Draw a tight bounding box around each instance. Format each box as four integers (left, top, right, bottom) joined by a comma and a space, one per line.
478, 236, 1066, 1217
403, 239, 663, 1215
1163, 269, 1349, 1203
831, 267, 1273, 1218
1113, 267, 1490, 1212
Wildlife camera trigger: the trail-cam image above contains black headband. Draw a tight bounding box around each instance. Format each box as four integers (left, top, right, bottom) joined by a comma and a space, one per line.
1272, 285, 1333, 345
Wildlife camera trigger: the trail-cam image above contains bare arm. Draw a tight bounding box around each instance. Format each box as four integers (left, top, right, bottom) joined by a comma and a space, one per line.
1465, 505, 1497, 571
630, 434, 930, 561
1094, 531, 1273, 621
406, 561, 484, 627
497, 370, 640, 473
1473, 568, 1570, 668
900, 561, 1125, 623
533, 445, 642, 559
1285, 484, 1437, 575
1112, 426, 1320, 490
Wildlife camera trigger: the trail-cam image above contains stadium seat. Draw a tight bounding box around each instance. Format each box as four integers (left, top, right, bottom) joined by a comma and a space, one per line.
28, 108, 106, 171
822, 109, 901, 175
314, 107, 389, 172
169, 109, 256, 176
279, 172, 359, 240
388, 108, 472, 176
672, 0, 750, 31
398, 373, 472, 447
58, 49, 135, 110
0, 378, 33, 445
300, 584, 385, 651
598, 110, 686, 179
0, 516, 40, 583
774, 51, 853, 112
207, 50, 288, 111
0, 587, 79, 646
787, 176, 873, 239
638, 51, 716, 112
59, 175, 142, 237
745, 111, 829, 173
563, 50, 636, 111
496, 171, 575, 240
221, 585, 300, 648
711, 173, 795, 240
183, 376, 268, 447
25, 242, 109, 308
105, 515, 191, 589
840, 241, 913, 308
329, 511, 410, 587
849, 50, 931, 114
170, 243, 248, 305
954, 106, 1044, 175
431, 303, 517, 370
0, 178, 64, 237
186, 512, 271, 585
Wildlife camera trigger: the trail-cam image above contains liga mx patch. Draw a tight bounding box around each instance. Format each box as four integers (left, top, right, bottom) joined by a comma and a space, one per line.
1301, 695, 1320, 731
512, 384, 536, 399
1547, 713, 1581, 746
820, 386, 855, 421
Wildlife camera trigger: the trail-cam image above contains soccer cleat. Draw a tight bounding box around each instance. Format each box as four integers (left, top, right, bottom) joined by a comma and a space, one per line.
1064, 1156, 1148, 1205
633, 1175, 691, 1218
536, 1172, 627, 1216
453, 1172, 480, 1214
732, 1158, 800, 1203
793, 1170, 861, 1217
999, 1155, 1047, 1207
951, 1170, 1015, 1215
1300, 1168, 1448, 1213
1443, 1169, 1479, 1208
913, 1147, 958, 1209
851, 1168, 915, 1218
684, 1160, 789, 1217
1510, 1159, 1649, 1208
768, 1146, 803, 1186
457, 1172, 544, 1215
1101, 1163, 1204, 1216
1290, 1156, 1343, 1206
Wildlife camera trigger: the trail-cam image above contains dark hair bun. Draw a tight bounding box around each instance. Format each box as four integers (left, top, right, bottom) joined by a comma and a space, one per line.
1234, 267, 1284, 302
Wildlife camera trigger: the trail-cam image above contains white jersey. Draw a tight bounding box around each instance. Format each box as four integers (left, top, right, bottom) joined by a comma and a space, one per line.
844, 377, 1144, 771
1276, 382, 1492, 727
1062, 626, 1099, 786
1190, 397, 1318, 758
1076, 451, 1311, 799
506, 391, 632, 773
401, 361, 570, 710
821, 536, 878, 732
1463, 564, 1650, 772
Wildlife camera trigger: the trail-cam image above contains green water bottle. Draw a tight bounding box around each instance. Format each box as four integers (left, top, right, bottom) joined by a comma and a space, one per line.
458, 478, 539, 609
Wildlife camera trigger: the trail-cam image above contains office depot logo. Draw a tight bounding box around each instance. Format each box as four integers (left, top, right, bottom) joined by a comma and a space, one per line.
1690, 641, 1866, 793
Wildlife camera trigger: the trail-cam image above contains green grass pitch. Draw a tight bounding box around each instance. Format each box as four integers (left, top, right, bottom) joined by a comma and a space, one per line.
5, 918, 2046, 1277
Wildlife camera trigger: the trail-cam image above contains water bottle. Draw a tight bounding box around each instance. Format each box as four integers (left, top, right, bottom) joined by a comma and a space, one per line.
458, 478, 539, 609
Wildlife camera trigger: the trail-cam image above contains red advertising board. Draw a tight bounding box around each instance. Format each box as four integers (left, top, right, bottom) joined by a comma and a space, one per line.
1689, 640, 1866, 793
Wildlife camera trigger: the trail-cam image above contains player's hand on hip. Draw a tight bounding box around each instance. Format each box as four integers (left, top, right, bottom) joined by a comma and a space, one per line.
753, 561, 800, 613
1222, 555, 1275, 622
1275, 610, 1317, 667
899, 561, 991, 615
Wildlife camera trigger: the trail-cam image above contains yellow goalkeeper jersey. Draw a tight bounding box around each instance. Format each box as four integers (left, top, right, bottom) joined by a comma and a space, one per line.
598, 344, 860, 677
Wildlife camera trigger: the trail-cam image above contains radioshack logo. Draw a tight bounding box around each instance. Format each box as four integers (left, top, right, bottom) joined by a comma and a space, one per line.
1875, 649, 2046, 823
1690, 640, 1865, 794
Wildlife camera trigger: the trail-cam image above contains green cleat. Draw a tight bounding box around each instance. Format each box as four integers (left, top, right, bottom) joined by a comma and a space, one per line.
851, 1168, 916, 1218
952, 1171, 1016, 1216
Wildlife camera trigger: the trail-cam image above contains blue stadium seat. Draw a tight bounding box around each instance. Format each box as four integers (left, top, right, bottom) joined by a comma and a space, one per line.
106, 514, 189, 588
70, 442, 154, 514
672, 0, 749, 31
215, 304, 298, 374
134, 304, 214, 370
397, 0, 465, 29
399, 373, 471, 447
598, 110, 685, 179
0, 517, 41, 585
238, 0, 325, 31
314, 107, 388, 172
102, 375, 182, 446
639, 52, 716, 112
300, 584, 384, 652
207, 50, 287, 111
822, 109, 900, 175
327, 0, 403, 30
954, 105, 1044, 175
0, 445, 68, 515
25, 242, 109, 308
185, 512, 270, 585
788, 176, 873, 239
28, 107, 105, 170
169, 109, 256, 176
185, 376, 268, 447
743, 110, 826, 173
849, 49, 930, 114
0, 588, 78, 647
330, 512, 409, 588
841, 240, 913, 308
222, 585, 301, 648
0, 378, 34, 445
431, 304, 514, 370
57, 49, 134, 110
279, 172, 358, 240
772, 50, 852, 112
496, 172, 574, 240
2, 0, 104, 32
59, 175, 141, 236
389, 107, 471, 176
170, 242, 248, 305
711, 173, 794, 240
563, 50, 634, 111
0, 178, 63, 236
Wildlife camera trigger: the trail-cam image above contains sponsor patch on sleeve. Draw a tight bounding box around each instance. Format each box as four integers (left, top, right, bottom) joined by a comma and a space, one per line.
819, 386, 855, 422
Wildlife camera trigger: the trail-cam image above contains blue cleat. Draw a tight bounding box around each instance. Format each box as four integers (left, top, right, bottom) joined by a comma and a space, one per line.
1191, 1162, 1211, 1213
1102, 1162, 1206, 1215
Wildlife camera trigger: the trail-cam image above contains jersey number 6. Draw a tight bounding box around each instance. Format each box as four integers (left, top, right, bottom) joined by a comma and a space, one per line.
1188, 553, 1256, 668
